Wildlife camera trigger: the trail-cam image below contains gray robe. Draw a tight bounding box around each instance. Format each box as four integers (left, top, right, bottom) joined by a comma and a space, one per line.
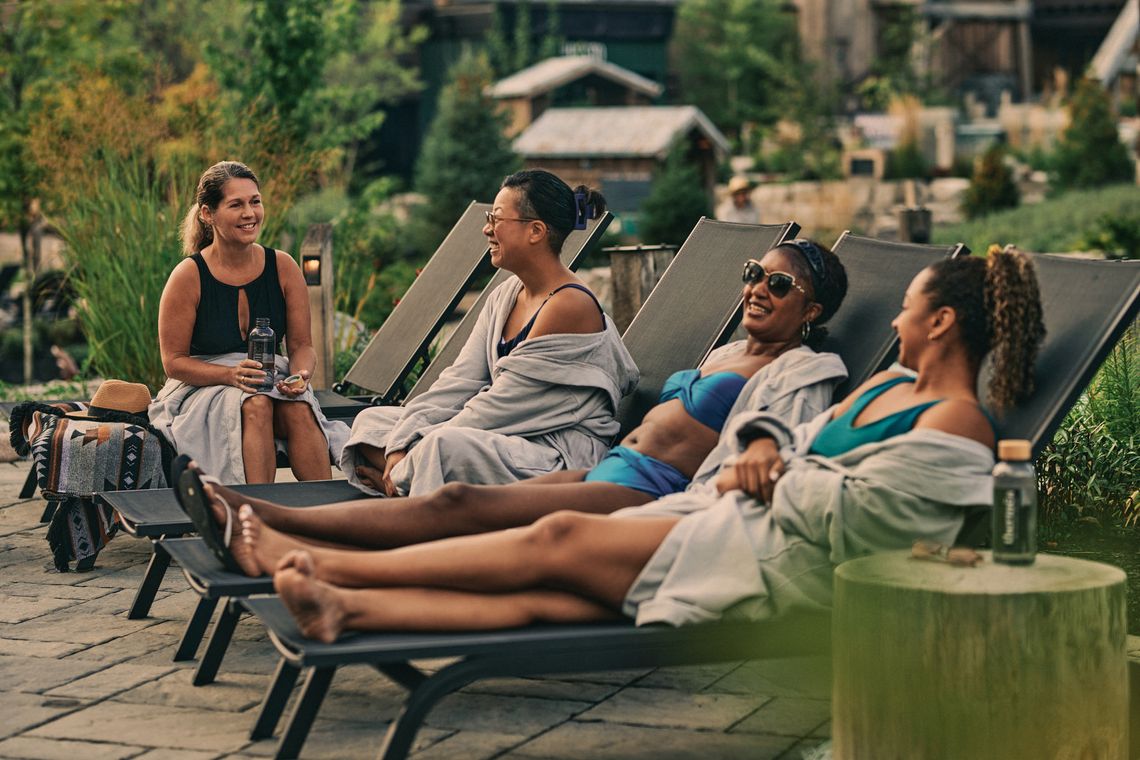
340, 277, 639, 496
620, 407, 995, 627
149, 352, 350, 484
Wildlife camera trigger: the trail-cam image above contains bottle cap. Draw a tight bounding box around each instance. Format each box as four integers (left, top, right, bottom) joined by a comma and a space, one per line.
997, 439, 1031, 461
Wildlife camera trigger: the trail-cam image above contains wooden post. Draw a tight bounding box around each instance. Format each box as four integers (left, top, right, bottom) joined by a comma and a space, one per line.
833, 551, 1128, 759
607, 245, 677, 333
300, 224, 334, 390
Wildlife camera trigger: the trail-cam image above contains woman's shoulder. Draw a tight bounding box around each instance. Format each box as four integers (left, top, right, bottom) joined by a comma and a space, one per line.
917, 399, 995, 449
531, 283, 605, 337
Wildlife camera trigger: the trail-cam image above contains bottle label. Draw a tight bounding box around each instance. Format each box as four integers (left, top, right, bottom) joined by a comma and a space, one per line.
999, 488, 1019, 546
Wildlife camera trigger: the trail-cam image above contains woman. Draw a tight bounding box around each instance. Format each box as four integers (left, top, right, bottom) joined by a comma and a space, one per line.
150, 161, 348, 484
341, 170, 637, 497
184, 239, 850, 569
234, 245, 1046, 640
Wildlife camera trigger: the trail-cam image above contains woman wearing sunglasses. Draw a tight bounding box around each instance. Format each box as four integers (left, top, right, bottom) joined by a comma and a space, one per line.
189, 246, 1043, 641
179, 239, 849, 574
342, 169, 638, 497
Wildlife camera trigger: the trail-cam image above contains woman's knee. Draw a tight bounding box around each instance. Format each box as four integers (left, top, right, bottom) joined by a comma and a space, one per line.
526, 511, 588, 554
424, 481, 475, 519
242, 394, 273, 428
273, 400, 318, 434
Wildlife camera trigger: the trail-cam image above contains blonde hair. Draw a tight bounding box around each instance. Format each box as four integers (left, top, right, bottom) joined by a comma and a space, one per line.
179, 161, 260, 255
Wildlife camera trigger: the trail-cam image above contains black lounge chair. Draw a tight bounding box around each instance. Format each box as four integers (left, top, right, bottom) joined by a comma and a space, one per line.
97, 209, 612, 621
162, 229, 969, 756
240, 252, 1140, 760
153, 219, 801, 672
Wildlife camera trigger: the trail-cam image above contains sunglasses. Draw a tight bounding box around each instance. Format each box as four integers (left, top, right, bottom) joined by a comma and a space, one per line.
742, 259, 807, 298
485, 211, 539, 228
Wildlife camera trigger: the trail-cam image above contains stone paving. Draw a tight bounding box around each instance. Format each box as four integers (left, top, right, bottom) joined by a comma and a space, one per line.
0, 458, 833, 760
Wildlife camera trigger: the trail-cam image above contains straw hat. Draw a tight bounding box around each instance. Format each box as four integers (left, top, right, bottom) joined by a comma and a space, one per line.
66, 380, 152, 419
727, 176, 754, 195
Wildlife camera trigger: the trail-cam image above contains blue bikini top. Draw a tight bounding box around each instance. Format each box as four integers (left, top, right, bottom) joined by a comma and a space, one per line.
809, 376, 943, 458
659, 369, 749, 432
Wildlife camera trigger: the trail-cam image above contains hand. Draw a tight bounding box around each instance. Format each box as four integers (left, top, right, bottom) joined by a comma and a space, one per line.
716, 437, 785, 503
230, 359, 267, 393
381, 449, 407, 497
275, 369, 310, 398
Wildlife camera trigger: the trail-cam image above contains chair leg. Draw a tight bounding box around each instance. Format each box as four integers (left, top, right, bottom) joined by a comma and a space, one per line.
274, 666, 336, 760
193, 599, 241, 685
250, 657, 302, 740
21, 468, 37, 500
377, 659, 485, 760
173, 597, 218, 662
128, 541, 171, 620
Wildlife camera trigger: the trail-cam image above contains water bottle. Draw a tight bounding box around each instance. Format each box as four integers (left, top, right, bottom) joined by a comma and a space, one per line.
247, 317, 276, 392
992, 439, 1037, 565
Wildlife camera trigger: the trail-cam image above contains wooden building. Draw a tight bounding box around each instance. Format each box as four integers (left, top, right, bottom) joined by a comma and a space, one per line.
513, 105, 729, 215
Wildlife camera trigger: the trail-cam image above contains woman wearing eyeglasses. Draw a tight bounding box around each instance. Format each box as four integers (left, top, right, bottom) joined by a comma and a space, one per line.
182, 246, 1044, 641
178, 238, 849, 574
342, 169, 639, 497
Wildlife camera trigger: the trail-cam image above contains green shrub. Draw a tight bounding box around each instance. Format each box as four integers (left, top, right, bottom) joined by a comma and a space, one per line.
1076, 210, 1140, 260
1053, 78, 1135, 190
934, 184, 1140, 254
1038, 324, 1139, 533
638, 145, 711, 246
961, 144, 1019, 219
884, 141, 928, 180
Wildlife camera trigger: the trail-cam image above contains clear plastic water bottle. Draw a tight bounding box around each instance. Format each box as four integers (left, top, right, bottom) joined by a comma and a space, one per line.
992, 439, 1037, 565
247, 317, 276, 392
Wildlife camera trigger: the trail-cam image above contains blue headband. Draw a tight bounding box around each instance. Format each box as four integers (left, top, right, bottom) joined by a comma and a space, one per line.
781, 239, 825, 294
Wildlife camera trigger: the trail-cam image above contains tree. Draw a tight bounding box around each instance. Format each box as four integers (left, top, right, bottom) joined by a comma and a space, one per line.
962, 144, 1020, 219
639, 145, 711, 247
672, 0, 799, 138
1053, 78, 1135, 189
411, 52, 520, 254
487, 0, 564, 78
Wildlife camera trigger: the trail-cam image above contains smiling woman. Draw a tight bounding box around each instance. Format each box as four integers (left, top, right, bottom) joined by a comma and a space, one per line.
147, 161, 349, 484
340, 169, 639, 497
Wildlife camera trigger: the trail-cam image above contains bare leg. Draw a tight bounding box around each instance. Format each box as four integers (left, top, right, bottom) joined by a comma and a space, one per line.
250, 509, 680, 609
273, 400, 332, 481
241, 395, 277, 483
274, 550, 617, 641
226, 476, 651, 552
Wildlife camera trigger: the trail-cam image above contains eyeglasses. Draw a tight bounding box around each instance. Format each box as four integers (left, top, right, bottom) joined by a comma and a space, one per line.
742, 259, 807, 298
485, 211, 539, 228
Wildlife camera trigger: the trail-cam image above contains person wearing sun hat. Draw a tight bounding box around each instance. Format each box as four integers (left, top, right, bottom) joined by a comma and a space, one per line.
716, 175, 760, 224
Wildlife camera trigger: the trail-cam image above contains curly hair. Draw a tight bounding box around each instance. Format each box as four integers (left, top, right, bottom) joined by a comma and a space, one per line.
924, 245, 1045, 413
775, 240, 848, 351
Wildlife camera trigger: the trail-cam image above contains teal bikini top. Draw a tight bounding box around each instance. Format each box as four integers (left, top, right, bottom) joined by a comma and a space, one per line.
659, 369, 749, 432
809, 376, 942, 458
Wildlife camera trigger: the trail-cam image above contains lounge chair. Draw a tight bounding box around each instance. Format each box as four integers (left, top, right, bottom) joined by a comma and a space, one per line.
97, 208, 611, 619
161, 230, 967, 755
241, 252, 1140, 760
153, 219, 801, 673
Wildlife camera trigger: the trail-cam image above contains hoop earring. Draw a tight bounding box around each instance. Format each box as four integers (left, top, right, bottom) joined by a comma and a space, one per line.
801, 322, 812, 341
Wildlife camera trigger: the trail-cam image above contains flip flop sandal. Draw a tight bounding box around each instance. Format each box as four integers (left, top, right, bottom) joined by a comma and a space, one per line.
171, 456, 244, 574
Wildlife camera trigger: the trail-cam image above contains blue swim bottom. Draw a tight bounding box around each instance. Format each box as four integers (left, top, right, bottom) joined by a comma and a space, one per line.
583, 446, 690, 499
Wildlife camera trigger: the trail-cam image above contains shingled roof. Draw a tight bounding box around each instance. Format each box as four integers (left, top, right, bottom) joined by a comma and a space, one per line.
489, 56, 664, 100
513, 106, 729, 160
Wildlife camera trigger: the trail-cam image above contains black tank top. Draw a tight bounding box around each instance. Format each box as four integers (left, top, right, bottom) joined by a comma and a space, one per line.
497, 283, 605, 358
189, 247, 288, 355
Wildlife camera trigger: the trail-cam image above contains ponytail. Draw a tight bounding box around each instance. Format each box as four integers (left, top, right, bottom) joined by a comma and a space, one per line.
984, 244, 1045, 413
180, 203, 212, 255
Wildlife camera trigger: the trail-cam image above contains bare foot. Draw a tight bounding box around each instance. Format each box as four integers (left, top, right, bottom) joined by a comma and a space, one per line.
240, 505, 309, 577
274, 551, 346, 643
354, 464, 385, 493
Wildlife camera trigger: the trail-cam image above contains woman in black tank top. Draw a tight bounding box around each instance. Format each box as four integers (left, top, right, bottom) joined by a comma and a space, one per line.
155, 161, 335, 484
